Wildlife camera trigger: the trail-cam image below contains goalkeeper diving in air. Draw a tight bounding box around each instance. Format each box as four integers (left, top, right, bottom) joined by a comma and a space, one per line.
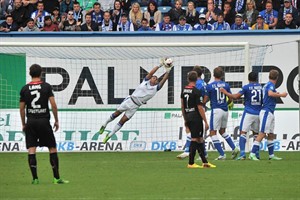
98, 58, 174, 143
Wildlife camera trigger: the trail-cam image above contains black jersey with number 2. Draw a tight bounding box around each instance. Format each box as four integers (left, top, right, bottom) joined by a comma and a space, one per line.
181, 85, 202, 121
20, 81, 54, 119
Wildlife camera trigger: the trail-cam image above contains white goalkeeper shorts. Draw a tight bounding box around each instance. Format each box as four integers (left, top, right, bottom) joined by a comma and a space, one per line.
239, 112, 259, 133
117, 96, 140, 119
259, 110, 275, 134
209, 108, 228, 131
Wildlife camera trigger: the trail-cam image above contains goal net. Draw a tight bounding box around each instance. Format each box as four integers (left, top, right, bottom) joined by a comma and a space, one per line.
0, 42, 267, 152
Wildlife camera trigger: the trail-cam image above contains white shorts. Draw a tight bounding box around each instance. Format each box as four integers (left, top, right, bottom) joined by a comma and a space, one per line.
240, 112, 259, 133
209, 108, 228, 131
259, 110, 275, 134
117, 96, 140, 119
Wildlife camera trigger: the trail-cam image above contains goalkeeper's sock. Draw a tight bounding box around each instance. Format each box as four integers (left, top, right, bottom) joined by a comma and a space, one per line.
211, 135, 225, 156
50, 152, 60, 179
239, 134, 247, 157
108, 122, 123, 138
222, 132, 236, 150
197, 142, 208, 164
104, 113, 116, 127
188, 141, 197, 165
251, 140, 260, 154
267, 140, 274, 157
184, 133, 191, 153
28, 154, 38, 180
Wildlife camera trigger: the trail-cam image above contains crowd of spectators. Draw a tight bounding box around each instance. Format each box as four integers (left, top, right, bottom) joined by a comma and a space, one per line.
0, 0, 300, 32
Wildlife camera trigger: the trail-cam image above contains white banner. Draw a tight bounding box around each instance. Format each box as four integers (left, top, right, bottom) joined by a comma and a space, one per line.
0, 110, 299, 152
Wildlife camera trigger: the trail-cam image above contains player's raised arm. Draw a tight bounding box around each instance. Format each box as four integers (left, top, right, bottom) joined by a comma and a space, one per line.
158, 58, 173, 88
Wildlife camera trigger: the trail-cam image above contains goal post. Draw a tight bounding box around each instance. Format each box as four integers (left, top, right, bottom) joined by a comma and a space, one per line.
0, 41, 267, 152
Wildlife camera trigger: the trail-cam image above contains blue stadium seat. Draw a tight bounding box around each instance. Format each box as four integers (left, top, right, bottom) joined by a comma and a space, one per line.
196, 7, 206, 14
158, 6, 172, 13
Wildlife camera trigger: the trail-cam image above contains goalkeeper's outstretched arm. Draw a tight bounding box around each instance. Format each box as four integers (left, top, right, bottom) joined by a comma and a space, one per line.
158, 71, 170, 88
145, 66, 160, 80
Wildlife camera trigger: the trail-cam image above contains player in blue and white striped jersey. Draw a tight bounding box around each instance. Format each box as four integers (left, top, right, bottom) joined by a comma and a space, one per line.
249, 70, 288, 160
204, 67, 239, 160
220, 72, 262, 160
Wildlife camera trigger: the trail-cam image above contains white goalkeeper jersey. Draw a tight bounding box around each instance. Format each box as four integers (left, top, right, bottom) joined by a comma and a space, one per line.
130, 78, 160, 106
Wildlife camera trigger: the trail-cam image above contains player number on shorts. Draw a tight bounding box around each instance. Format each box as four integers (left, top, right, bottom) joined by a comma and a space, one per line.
31, 90, 41, 108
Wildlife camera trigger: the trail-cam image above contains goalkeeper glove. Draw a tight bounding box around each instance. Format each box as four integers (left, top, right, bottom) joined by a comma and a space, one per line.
159, 58, 165, 68
165, 65, 173, 73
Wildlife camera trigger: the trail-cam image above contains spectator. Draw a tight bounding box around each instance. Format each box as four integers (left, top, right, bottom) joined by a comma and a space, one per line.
223, 1, 236, 25
1, 0, 14, 18
59, 10, 80, 31
42, 15, 59, 31
22, 0, 36, 23
231, 13, 249, 29
51, 7, 60, 25
168, 0, 185, 25
31, 1, 50, 29
278, 0, 298, 22
155, 13, 174, 31
143, 1, 162, 30
193, 13, 213, 30
212, 12, 231, 29
0, 14, 18, 31
204, 0, 222, 24
80, 12, 99, 31
276, 12, 297, 28
73, 1, 83, 25
117, 13, 134, 31
137, 18, 152, 31
11, 0, 28, 28
19, 18, 40, 31
60, 0, 73, 15
185, 1, 199, 26
251, 14, 269, 29
261, 0, 281, 11
243, 0, 259, 27
173, 15, 193, 30
129, 2, 143, 30
259, 0, 278, 29
90, 2, 104, 26
109, 0, 123, 31
101, 11, 113, 31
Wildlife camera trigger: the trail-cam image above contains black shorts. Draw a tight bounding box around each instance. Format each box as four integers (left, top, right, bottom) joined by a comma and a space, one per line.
25, 118, 56, 149
186, 120, 204, 139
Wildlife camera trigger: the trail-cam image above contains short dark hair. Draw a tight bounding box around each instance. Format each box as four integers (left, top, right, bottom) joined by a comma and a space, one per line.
187, 71, 197, 82
248, 72, 258, 82
29, 64, 42, 78
192, 65, 203, 77
269, 69, 279, 80
213, 67, 224, 79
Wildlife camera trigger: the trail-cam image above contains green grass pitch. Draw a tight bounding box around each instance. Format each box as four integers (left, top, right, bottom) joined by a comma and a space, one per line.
0, 151, 299, 200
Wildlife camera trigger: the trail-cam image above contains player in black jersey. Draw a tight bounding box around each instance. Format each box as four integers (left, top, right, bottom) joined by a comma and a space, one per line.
181, 71, 216, 169
20, 64, 68, 184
